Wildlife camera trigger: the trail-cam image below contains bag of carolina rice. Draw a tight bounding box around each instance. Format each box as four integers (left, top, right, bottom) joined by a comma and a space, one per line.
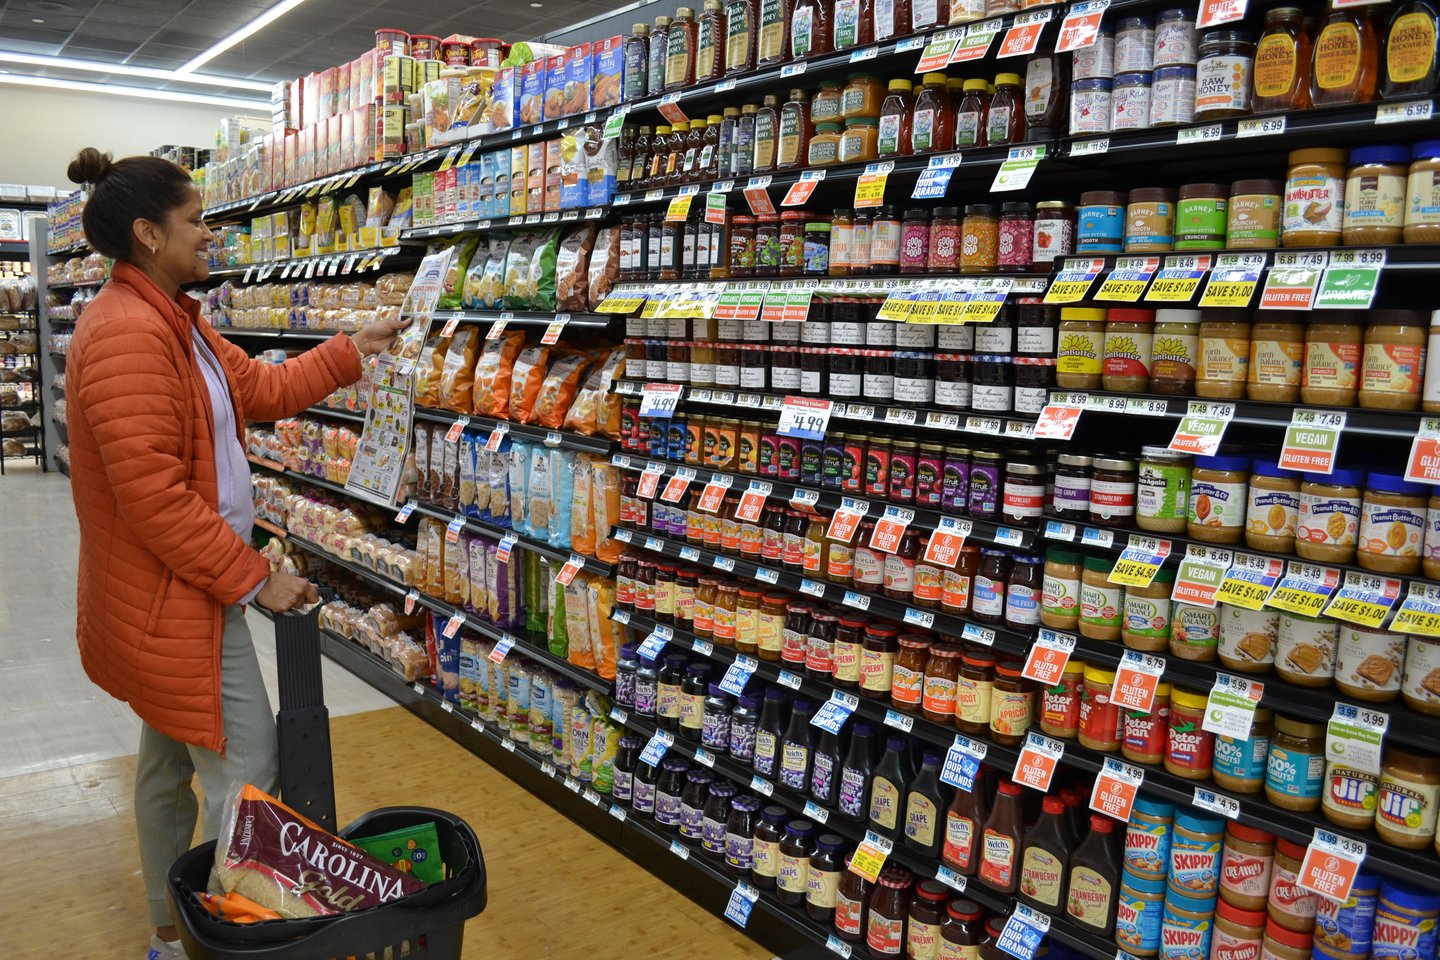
209, 784, 424, 918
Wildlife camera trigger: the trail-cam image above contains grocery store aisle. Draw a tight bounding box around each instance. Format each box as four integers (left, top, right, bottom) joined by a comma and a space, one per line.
0, 467, 389, 781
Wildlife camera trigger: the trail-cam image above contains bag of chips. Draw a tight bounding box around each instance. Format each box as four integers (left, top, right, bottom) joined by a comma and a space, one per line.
527, 228, 563, 311
534, 350, 592, 428
438, 327, 481, 413
554, 224, 596, 312
472, 330, 526, 419
413, 335, 450, 409
586, 225, 620, 309
438, 234, 480, 309
562, 347, 625, 437
507, 344, 552, 424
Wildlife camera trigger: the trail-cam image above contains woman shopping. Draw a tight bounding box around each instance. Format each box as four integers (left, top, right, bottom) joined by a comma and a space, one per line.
63, 147, 406, 960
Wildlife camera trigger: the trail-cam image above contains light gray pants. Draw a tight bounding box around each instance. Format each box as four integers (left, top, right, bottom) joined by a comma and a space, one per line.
136, 605, 280, 927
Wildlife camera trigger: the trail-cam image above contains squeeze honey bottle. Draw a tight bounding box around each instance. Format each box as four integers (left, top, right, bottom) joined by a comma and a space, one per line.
665, 6, 699, 90
696, 0, 727, 82
724, 0, 758, 74
1311, 0, 1380, 105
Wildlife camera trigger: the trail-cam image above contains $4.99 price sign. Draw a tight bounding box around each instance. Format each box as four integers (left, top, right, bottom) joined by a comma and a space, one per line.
777, 397, 833, 440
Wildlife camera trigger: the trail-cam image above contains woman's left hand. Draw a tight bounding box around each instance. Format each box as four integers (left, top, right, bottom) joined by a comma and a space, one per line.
350, 314, 411, 357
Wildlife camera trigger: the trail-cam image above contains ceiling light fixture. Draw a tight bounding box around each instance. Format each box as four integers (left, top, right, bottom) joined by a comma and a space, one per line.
177, 0, 312, 74
0, 51, 272, 91
0, 73, 270, 110
32, 18, 45, 23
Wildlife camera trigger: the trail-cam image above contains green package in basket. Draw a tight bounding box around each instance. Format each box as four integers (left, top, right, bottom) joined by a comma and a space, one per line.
349, 822, 446, 885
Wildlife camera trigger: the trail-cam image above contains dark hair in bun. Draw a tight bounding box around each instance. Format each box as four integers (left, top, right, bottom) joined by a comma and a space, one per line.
66, 147, 195, 262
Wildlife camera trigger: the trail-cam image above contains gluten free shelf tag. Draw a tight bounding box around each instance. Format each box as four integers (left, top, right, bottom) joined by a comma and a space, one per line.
1013, 730, 1065, 792
1325, 702, 1389, 776
1171, 545, 1234, 608
1055, 0, 1110, 52
869, 506, 916, 554
1022, 629, 1077, 686
735, 480, 773, 523
1405, 416, 1440, 485
1259, 251, 1329, 310
1112, 650, 1167, 714
1167, 400, 1236, 456
1202, 672, 1264, 739
1298, 830, 1367, 902
1032, 392, 1087, 440
697, 473, 734, 513
923, 517, 973, 567
827, 497, 871, 543
1278, 408, 1346, 474
1089, 757, 1145, 822
997, 8, 1054, 58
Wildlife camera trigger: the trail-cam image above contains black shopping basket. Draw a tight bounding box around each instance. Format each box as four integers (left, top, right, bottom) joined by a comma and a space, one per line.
164, 606, 488, 959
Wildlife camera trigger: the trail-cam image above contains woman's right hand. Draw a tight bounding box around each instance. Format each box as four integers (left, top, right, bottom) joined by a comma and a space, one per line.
255, 572, 320, 612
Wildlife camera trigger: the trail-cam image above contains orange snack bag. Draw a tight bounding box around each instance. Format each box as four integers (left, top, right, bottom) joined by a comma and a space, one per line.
507, 344, 552, 424
472, 330, 526, 418
535, 350, 592, 428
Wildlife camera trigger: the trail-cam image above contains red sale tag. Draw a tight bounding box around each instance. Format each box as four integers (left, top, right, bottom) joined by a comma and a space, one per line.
1055, 0, 1110, 52
1090, 758, 1144, 821
1013, 732, 1064, 792
923, 517, 972, 567
1022, 629, 1076, 685
440, 316, 460, 337
1198, 0, 1248, 28
555, 554, 584, 586
1298, 831, 1366, 901
1032, 399, 1085, 440
541, 314, 568, 345
869, 506, 915, 554
1112, 651, 1167, 714
743, 177, 776, 216
781, 170, 826, 207
827, 498, 871, 543
660, 468, 696, 503
442, 612, 465, 639
445, 416, 469, 443
485, 422, 509, 452
996, 10, 1053, 58
697, 474, 733, 513
404, 589, 419, 615
735, 480, 772, 523
657, 96, 689, 124
636, 463, 665, 500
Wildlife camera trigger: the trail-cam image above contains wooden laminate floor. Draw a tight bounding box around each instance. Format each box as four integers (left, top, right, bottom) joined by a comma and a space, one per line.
0, 705, 775, 960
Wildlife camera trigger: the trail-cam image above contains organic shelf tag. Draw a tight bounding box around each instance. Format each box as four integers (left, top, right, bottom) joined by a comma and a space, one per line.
1043, 258, 1107, 304
1022, 629, 1077, 685
1144, 255, 1213, 302
990, 145, 1045, 192
1323, 571, 1402, 628
705, 190, 729, 224
1113, 650, 1167, 714
1167, 400, 1236, 456
912, 153, 964, 200
1259, 250, 1329, 310
1108, 535, 1173, 588
1055, 0, 1111, 52
1265, 562, 1342, 618
854, 161, 895, 209
1171, 545, 1233, 608
1202, 673, 1263, 738
1094, 256, 1162, 302
720, 654, 760, 697
1404, 416, 1440, 484
1298, 830, 1367, 902
827, 497, 871, 543
869, 506, 916, 554
1213, 552, 1284, 610
735, 480, 773, 524
1090, 757, 1145, 822
1315, 250, 1386, 310
1325, 703, 1389, 776
1197, 253, 1266, 308
1033, 392, 1087, 440
997, 9, 1054, 58
849, 830, 894, 882
923, 517, 973, 567
697, 473, 734, 513
724, 881, 760, 928
1014, 731, 1065, 793
811, 690, 860, 734
1391, 581, 1440, 637
941, 735, 988, 791
777, 396, 834, 440
1278, 408, 1346, 474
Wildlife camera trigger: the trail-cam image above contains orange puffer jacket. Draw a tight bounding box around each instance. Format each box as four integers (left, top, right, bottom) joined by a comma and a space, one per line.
69, 262, 362, 753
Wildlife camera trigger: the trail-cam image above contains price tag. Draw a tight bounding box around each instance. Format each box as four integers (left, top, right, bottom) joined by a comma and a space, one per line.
443, 611, 465, 639
1193, 787, 1241, 820
639, 728, 675, 766
911, 152, 964, 201
777, 396, 834, 440
996, 911, 1052, 960
1266, 562, 1342, 617
997, 9, 1054, 58
1298, 831, 1367, 901
1203, 673, 1264, 738
991, 145, 1045, 192
680, 546, 701, 562
781, 169, 827, 207
1323, 571, 1402, 628
777, 670, 803, 690
1014, 731, 1065, 793
950, 19, 1002, 63
485, 315, 511, 340
704, 189, 729, 225
1145, 255, 1214, 302
659, 467, 697, 504
885, 407, 918, 426
395, 502, 417, 524
1377, 99, 1434, 124
1279, 408, 1346, 474
669, 839, 691, 860
1042, 258, 1107, 304
966, 416, 1003, 435
1176, 124, 1224, 146
854, 162, 894, 209
694, 639, 715, 655
1259, 251, 1329, 311
1022, 629, 1076, 685
1167, 400, 1236, 456
959, 277, 1014, 324
1046, 520, 1076, 542
781, 60, 807, 77
488, 635, 515, 663
444, 416, 471, 443
555, 554, 585, 587
1198, 253, 1266, 308
869, 506, 916, 554
826, 498, 871, 543
541, 315, 569, 345
1055, 0, 1111, 52
1096, 256, 1163, 303
1171, 545, 1233, 608
1214, 553, 1285, 610
743, 176, 776, 217
1316, 250, 1386, 309
1406, 416, 1440, 484
724, 881, 760, 928
1199, 0, 1249, 27
922, 517, 973, 567
445, 515, 466, 545
696, 473, 733, 513
735, 480, 773, 523
913, 31, 961, 72
848, 830, 893, 882
1113, 650, 1167, 713
963, 623, 997, 647
811, 690, 860, 734
827, 934, 854, 958
904, 607, 935, 630
1090, 757, 1145, 821
657, 93, 688, 124
1325, 703, 1389, 775
790, 488, 821, 515
1237, 114, 1286, 138
1392, 581, 1440, 637
713, 555, 736, 571
639, 383, 684, 419
664, 194, 694, 223
1108, 535, 1173, 588
941, 735, 987, 791
485, 422, 509, 452
609, 803, 627, 821
404, 589, 420, 615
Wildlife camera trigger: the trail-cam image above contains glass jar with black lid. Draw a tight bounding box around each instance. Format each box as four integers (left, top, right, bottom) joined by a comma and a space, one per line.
936, 354, 972, 409
1053, 453, 1094, 521
830, 351, 863, 399
801, 350, 828, 394
863, 351, 895, 402
893, 352, 934, 405
738, 343, 768, 391
973, 303, 1016, 354
1013, 357, 1057, 416
1015, 299, 1058, 356
969, 355, 1013, 414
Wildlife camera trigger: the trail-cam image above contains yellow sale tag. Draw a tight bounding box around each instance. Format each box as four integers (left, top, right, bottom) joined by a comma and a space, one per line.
1325, 596, 1390, 629
934, 293, 968, 324
875, 292, 915, 322
1213, 577, 1273, 611
853, 161, 894, 209
1094, 276, 1149, 301
1043, 277, 1094, 303
1198, 278, 1259, 308
665, 194, 694, 222
1395, 606, 1440, 637
907, 296, 941, 324
1266, 565, 1341, 618
848, 840, 889, 882
1146, 275, 1205, 301
960, 295, 1005, 324
1109, 557, 1164, 587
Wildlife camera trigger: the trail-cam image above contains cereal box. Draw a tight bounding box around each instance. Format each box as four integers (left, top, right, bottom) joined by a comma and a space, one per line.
591, 36, 624, 108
